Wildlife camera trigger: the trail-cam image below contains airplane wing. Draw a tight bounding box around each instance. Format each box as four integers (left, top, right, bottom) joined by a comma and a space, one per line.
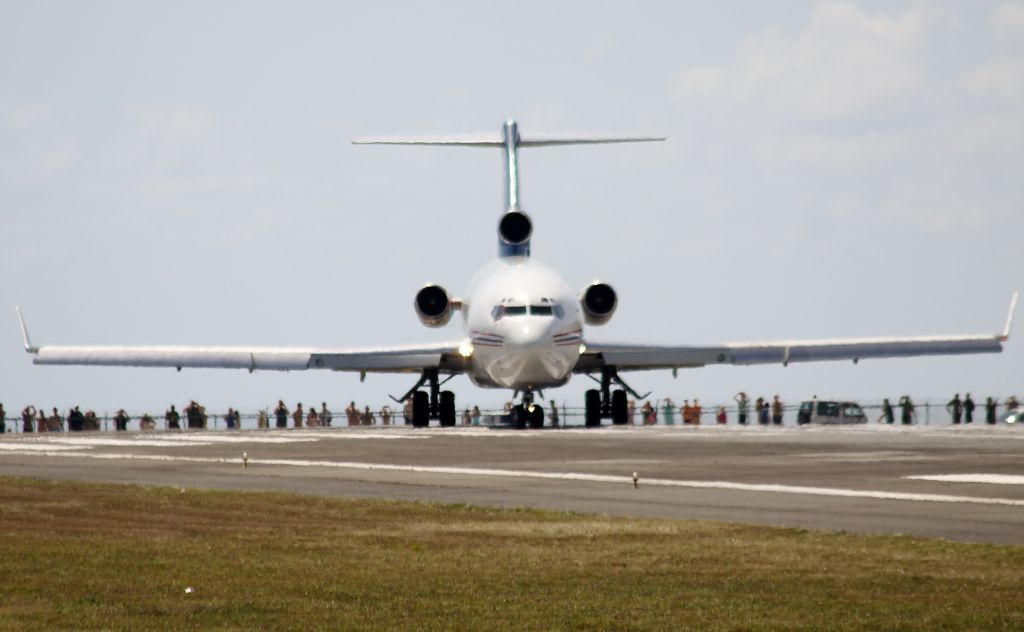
577, 294, 1016, 372
16, 312, 467, 374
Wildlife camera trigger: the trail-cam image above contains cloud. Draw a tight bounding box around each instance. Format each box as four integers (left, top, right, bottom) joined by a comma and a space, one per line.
965, 56, 1024, 101
992, 2, 1024, 36
672, 1, 928, 120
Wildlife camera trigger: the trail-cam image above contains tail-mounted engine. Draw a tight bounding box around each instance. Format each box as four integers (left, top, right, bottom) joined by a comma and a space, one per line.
414, 284, 453, 327
579, 282, 617, 326
498, 210, 532, 256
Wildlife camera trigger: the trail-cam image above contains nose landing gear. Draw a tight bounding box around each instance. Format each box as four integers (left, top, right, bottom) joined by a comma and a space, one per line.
510, 390, 545, 429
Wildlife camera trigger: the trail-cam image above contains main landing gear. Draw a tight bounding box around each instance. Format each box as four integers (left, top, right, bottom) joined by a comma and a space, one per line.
584, 366, 649, 427
391, 368, 456, 428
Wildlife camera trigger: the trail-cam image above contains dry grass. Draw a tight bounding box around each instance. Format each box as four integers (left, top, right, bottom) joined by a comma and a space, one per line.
0, 476, 1021, 631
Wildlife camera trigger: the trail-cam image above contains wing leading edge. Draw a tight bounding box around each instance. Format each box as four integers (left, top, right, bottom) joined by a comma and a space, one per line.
579, 293, 1016, 373
24, 337, 465, 374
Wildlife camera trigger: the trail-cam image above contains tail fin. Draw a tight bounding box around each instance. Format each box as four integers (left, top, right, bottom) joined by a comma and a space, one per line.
354, 120, 665, 257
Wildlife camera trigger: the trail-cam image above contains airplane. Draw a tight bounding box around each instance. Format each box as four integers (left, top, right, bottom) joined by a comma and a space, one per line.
17, 119, 1018, 429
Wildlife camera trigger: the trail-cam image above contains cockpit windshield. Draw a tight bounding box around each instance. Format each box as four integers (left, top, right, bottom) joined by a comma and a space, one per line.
491, 300, 564, 321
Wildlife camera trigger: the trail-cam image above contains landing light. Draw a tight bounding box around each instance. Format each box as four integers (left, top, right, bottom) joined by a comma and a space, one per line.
458, 341, 474, 358
578, 343, 587, 354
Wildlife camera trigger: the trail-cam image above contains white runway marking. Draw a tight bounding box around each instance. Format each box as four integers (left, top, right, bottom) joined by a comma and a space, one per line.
4, 449, 1024, 508
906, 474, 1024, 486
0, 443, 86, 452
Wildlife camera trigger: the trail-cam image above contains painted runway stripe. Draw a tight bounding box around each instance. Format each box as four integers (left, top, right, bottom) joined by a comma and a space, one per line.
4, 450, 1024, 507
906, 474, 1024, 486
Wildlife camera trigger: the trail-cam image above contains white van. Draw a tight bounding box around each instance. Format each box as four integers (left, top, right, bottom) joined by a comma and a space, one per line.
796, 400, 867, 425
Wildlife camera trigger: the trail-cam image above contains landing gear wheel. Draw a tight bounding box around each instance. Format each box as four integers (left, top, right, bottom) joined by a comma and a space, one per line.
439, 390, 456, 427
585, 389, 602, 427
611, 389, 628, 425
527, 404, 545, 429
511, 405, 527, 430
412, 391, 429, 428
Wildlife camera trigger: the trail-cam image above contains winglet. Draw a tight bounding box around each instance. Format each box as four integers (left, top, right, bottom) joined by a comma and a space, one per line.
16, 307, 38, 353
1001, 292, 1018, 342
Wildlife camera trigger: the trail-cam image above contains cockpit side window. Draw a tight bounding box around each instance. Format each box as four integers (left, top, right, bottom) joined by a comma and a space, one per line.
490, 305, 504, 321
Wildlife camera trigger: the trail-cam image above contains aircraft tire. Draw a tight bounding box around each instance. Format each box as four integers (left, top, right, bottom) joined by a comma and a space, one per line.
412, 391, 430, 428
611, 389, 628, 425
585, 389, 602, 427
439, 391, 456, 427
511, 405, 527, 430
528, 404, 544, 429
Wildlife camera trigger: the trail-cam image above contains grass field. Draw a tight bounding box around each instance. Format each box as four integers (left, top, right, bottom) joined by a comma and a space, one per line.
0, 477, 1021, 630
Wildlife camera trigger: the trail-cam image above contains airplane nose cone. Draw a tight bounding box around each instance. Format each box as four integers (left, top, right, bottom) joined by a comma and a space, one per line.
504, 323, 548, 350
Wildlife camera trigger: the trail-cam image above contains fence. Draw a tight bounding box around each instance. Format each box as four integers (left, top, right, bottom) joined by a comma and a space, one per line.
0, 398, 1015, 433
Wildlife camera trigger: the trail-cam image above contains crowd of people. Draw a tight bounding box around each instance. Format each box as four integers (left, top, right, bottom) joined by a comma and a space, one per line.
0, 392, 1019, 432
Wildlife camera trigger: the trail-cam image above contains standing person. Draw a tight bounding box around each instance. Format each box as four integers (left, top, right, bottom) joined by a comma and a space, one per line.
165, 405, 181, 430
224, 408, 237, 430
67, 406, 85, 432
462, 408, 472, 426
274, 400, 289, 429
1006, 395, 1019, 415
899, 396, 915, 425
0, 403, 5, 434
681, 400, 692, 425
362, 406, 376, 426
21, 405, 36, 433
47, 408, 61, 432
403, 398, 413, 425
113, 409, 130, 432
471, 405, 481, 426
346, 402, 359, 426
880, 398, 895, 424
185, 401, 201, 429
716, 406, 727, 425
640, 401, 654, 425
306, 407, 319, 428
257, 409, 269, 429
292, 403, 304, 429
692, 399, 703, 425
754, 397, 765, 425
771, 396, 783, 426
946, 394, 963, 424
548, 401, 559, 427
662, 398, 675, 426
627, 399, 636, 425
320, 403, 332, 427
758, 399, 770, 426
964, 393, 976, 424
734, 392, 750, 426
380, 406, 393, 426
985, 397, 998, 425
139, 413, 156, 431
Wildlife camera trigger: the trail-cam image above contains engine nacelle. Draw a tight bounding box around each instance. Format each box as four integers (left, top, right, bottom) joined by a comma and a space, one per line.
414, 284, 453, 328
498, 210, 532, 245
579, 282, 617, 326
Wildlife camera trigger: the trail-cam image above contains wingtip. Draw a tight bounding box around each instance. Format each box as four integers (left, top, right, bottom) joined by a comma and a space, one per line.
16, 306, 38, 353
1001, 292, 1018, 342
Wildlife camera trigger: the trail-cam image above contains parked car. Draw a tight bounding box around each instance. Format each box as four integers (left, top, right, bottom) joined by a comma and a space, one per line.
796, 400, 867, 425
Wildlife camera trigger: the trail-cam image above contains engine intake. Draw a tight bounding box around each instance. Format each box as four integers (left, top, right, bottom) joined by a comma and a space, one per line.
414, 285, 453, 328
579, 282, 617, 326
498, 210, 532, 245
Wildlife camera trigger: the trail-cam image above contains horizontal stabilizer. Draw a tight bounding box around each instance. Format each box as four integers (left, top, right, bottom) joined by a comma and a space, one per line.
352, 135, 503, 146
352, 134, 665, 147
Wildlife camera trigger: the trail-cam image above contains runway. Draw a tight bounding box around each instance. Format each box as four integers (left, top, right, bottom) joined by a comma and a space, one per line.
1, 424, 1022, 544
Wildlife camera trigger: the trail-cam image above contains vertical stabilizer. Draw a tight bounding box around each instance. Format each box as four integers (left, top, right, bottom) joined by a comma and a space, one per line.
353, 120, 665, 260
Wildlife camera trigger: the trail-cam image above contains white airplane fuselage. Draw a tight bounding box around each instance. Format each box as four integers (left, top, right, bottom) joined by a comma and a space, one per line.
461, 257, 583, 391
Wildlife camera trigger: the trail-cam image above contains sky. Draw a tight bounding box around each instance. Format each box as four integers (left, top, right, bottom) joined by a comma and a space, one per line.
1, 1, 1021, 416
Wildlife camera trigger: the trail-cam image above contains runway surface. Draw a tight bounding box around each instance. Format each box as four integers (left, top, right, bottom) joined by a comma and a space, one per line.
1, 424, 1022, 544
